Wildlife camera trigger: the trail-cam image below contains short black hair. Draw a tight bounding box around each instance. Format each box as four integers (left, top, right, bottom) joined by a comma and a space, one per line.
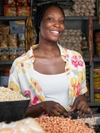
33, 2, 65, 44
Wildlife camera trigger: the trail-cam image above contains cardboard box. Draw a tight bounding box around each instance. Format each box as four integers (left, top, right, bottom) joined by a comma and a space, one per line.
9, 21, 26, 34
4, 6, 16, 16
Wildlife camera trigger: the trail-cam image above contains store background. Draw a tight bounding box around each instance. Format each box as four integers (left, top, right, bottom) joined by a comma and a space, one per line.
0, 0, 100, 113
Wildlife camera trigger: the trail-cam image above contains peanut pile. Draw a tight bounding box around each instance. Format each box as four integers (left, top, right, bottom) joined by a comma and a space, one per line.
35, 116, 95, 133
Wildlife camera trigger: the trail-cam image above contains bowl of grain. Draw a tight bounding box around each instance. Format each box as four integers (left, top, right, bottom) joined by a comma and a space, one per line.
0, 87, 30, 123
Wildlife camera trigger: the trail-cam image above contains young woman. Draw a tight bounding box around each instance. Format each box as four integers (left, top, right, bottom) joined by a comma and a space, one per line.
8, 2, 93, 118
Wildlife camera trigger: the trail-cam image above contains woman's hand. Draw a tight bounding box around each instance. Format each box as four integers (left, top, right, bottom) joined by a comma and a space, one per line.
42, 101, 70, 117
70, 95, 93, 118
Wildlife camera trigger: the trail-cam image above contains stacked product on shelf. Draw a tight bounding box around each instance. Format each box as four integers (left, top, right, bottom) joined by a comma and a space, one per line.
81, 35, 89, 58
33, 0, 96, 17
0, 21, 26, 61
59, 29, 89, 58
26, 17, 37, 51
4, 0, 31, 16
0, 24, 10, 60
0, 1, 37, 61
85, 64, 91, 101
95, 29, 100, 57
9, 20, 26, 59
94, 67, 100, 102
59, 29, 83, 55
64, 0, 96, 16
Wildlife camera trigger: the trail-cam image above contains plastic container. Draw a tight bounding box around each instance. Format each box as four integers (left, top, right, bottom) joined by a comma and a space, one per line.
0, 99, 30, 123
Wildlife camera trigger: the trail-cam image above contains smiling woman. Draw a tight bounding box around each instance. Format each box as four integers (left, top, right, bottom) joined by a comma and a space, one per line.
8, 2, 93, 118
33, 3, 65, 44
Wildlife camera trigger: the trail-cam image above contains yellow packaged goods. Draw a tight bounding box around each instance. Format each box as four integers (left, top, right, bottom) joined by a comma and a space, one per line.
94, 93, 100, 99
0, 24, 10, 35
95, 30, 100, 57
94, 82, 100, 89
0, 117, 45, 133
94, 67, 100, 89
94, 69, 100, 75
0, 35, 3, 47
0, 35, 8, 48
25, 17, 36, 50
94, 98, 100, 102
8, 34, 17, 48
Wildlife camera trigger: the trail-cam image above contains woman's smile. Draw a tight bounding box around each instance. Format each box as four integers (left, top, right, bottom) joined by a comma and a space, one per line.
50, 30, 60, 37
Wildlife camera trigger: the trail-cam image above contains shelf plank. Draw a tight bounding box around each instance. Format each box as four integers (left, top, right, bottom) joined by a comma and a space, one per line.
93, 57, 100, 62
65, 16, 98, 20
0, 60, 14, 65
0, 16, 98, 21
88, 102, 100, 107
84, 58, 89, 62
0, 16, 28, 20
83, 57, 100, 62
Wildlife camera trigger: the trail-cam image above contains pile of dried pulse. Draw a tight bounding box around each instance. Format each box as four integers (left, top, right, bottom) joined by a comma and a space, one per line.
35, 116, 95, 133
0, 87, 29, 101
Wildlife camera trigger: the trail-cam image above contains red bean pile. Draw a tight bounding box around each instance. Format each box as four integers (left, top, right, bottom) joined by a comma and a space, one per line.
35, 116, 95, 133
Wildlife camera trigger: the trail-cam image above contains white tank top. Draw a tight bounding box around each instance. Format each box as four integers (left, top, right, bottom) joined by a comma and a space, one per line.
33, 70, 69, 108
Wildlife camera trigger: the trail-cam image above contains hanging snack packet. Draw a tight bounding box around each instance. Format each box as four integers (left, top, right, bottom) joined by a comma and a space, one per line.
8, 34, 18, 48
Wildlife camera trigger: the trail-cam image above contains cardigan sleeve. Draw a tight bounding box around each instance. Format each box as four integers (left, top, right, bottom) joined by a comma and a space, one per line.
78, 56, 88, 95
67, 50, 88, 105
8, 60, 20, 92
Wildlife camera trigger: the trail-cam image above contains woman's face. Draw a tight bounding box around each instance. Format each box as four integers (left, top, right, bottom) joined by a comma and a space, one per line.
39, 6, 65, 42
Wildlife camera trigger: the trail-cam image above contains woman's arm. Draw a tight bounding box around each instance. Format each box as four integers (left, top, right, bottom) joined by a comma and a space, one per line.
70, 94, 93, 117
25, 102, 44, 118
25, 101, 70, 118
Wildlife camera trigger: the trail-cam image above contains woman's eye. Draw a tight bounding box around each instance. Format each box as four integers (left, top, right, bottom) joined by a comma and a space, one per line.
48, 18, 53, 21
60, 20, 64, 23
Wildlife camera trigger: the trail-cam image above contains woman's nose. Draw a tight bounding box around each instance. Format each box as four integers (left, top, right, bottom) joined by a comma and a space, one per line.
53, 21, 60, 27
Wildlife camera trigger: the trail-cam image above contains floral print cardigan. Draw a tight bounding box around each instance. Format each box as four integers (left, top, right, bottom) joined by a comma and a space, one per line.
8, 44, 87, 110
